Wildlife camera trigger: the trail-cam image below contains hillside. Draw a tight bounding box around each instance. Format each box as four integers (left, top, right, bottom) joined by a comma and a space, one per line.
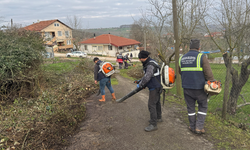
85, 27, 131, 38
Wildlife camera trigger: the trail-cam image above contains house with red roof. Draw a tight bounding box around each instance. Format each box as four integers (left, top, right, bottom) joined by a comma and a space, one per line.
24, 19, 73, 52
80, 34, 141, 57
204, 32, 223, 38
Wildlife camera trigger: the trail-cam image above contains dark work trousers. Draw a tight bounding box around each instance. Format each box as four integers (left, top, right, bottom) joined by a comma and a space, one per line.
184, 89, 208, 130
148, 87, 162, 126
124, 61, 128, 69
119, 63, 123, 69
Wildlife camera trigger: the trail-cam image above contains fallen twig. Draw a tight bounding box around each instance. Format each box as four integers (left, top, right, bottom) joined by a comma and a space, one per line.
21, 129, 30, 150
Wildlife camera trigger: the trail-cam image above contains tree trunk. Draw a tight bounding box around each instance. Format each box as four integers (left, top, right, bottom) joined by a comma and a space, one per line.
223, 53, 250, 115
222, 61, 230, 119
228, 85, 242, 114
172, 0, 182, 96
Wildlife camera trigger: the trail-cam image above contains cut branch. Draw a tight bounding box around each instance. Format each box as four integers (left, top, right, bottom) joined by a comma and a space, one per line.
237, 102, 250, 108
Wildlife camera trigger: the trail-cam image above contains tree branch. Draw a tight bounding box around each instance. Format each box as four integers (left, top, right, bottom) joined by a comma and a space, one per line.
239, 94, 246, 103
237, 102, 250, 108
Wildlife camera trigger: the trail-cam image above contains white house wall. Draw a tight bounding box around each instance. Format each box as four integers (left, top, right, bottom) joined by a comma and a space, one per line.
80, 44, 139, 57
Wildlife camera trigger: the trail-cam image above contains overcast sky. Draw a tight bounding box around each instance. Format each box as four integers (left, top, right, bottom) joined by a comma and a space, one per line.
0, 0, 149, 29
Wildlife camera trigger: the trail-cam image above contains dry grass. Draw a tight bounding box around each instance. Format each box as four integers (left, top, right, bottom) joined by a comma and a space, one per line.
0, 58, 98, 149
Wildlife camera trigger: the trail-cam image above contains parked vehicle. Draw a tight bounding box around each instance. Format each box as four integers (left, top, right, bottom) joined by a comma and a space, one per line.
66, 51, 87, 58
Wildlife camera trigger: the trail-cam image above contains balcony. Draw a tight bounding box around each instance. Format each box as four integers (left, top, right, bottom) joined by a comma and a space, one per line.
53, 45, 73, 52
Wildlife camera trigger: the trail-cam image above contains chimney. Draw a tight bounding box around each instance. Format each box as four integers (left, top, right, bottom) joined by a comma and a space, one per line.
94, 33, 96, 39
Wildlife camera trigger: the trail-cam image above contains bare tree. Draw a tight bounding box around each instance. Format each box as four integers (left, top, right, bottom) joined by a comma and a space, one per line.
204, 0, 250, 115
178, 0, 211, 54
66, 16, 91, 51
140, 0, 174, 64
129, 18, 148, 47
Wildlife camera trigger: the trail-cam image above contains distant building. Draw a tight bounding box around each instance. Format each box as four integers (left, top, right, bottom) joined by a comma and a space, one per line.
204, 32, 223, 38
23, 19, 73, 52
80, 34, 140, 57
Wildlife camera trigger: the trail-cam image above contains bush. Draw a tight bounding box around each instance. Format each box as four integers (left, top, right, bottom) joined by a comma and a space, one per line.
0, 28, 45, 101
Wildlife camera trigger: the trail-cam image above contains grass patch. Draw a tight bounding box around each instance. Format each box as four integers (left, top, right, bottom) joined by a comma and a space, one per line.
119, 62, 142, 81
205, 114, 250, 149
119, 68, 137, 81
43, 60, 80, 74
111, 77, 118, 85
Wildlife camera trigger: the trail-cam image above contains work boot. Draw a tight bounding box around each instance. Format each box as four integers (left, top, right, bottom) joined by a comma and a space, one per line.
99, 95, 105, 102
195, 128, 205, 134
144, 124, 158, 132
111, 93, 116, 100
188, 127, 195, 133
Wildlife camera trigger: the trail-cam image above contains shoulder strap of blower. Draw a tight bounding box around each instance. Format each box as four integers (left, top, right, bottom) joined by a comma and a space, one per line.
144, 60, 160, 77
144, 60, 163, 89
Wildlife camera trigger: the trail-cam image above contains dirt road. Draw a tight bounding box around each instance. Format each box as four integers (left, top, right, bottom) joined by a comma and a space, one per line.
63, 74, 214, 150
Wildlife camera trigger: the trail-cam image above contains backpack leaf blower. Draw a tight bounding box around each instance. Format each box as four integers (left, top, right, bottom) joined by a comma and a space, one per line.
116, 87, 143, 103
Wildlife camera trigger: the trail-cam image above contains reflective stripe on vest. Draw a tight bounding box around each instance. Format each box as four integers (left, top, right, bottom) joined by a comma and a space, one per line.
179, 55, 183, 67
144, 60, 160, 76
180, 53, 203, 71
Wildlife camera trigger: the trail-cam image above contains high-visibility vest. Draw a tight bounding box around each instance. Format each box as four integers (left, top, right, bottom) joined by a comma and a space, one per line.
179, 51, 205, 89
143, 58, 162, 90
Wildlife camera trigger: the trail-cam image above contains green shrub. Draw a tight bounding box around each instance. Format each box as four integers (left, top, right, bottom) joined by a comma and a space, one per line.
0, 28, 45, 101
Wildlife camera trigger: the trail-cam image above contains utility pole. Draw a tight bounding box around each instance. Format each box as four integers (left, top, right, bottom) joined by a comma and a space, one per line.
11, 19, 13, 28
144, 31, 147, 51
172, 0, 182, 96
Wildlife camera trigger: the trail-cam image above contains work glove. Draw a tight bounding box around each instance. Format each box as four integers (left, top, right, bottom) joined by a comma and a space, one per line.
137, 84, 140, 88
134, 80, 141, 84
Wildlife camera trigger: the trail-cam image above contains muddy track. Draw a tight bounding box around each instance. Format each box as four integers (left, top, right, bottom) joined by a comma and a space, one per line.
63, 74, 214, 150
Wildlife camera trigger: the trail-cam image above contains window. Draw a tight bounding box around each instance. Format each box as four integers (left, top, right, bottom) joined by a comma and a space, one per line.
67, 40, 71, 45
108, 45, 112, 50
119, 46, 123, 49
44, 32, 50, 38
98, 46, 103, 50
65, 31, 69, 37
58, 31, 62, 36
54, 23, 59, 26
84, 45, 88, 50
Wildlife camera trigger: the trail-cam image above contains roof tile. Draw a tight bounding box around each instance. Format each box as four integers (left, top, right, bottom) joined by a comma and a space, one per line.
80, 34, 140, 47
24, 19, 58, 31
